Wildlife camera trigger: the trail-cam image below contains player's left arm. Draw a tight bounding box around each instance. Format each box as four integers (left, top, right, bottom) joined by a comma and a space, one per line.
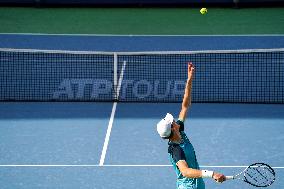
179, 63, 194, 122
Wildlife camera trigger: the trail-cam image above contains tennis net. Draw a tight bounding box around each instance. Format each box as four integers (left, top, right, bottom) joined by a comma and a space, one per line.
0, 48, 283, 103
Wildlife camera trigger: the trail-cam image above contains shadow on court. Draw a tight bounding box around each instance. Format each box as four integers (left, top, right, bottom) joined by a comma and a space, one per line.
0, 102, 283, 119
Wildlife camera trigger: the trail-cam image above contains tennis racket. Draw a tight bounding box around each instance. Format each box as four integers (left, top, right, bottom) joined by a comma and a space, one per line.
225, 163, 276, 187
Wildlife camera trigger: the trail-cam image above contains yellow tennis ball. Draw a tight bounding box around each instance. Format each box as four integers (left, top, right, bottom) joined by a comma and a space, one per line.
200, 8, 208, 15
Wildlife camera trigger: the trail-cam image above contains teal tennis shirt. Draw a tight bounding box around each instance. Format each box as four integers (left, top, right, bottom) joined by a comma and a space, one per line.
168, 120, 205, 189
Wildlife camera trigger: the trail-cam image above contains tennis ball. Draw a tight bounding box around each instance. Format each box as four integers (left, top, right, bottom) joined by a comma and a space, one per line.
200, 8, 208, 15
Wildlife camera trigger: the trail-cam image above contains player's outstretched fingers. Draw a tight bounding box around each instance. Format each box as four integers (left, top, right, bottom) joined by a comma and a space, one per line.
187, 62, 195, 80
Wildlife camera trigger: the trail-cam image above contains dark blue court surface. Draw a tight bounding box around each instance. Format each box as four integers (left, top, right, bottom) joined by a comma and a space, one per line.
1, 34, 284, 51
0, 102, 283, 189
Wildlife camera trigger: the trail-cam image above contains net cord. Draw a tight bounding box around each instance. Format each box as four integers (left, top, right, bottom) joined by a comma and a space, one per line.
0, 48, 284, 55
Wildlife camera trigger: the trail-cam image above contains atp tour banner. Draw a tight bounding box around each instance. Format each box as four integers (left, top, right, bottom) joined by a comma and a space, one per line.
0, 77, 186, 102
52, 79, 186, 101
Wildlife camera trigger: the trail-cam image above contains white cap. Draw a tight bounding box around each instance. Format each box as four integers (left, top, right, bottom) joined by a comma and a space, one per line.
157, 113, 174, 138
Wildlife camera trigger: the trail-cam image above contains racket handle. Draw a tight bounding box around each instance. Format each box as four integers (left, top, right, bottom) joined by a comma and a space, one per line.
225, 176, 234, 180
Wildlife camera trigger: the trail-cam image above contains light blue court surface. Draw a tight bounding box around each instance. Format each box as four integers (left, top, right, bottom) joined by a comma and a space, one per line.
0, 102, 283, 189
0, 34, 284, 188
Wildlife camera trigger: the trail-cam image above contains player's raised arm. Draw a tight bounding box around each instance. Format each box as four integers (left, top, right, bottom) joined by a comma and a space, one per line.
179, 62, 194, 122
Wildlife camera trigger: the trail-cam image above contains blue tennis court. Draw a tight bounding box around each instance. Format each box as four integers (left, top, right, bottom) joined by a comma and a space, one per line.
0, 34, 284, 189
0, 102, 284, 188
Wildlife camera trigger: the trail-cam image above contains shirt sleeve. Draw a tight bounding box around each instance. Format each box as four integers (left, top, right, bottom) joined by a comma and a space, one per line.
168, 144, 186, 163
176, 120, 184, 132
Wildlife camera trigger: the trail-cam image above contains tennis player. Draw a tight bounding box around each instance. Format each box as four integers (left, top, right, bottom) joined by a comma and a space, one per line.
157, 63, 226, 189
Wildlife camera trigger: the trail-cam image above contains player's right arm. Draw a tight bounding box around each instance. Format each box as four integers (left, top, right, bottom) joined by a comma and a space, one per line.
169, 143, 225, 182
177, 160, 225, 182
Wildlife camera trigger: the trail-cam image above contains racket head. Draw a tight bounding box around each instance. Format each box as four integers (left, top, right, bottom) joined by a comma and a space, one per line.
243, 163, 276, 187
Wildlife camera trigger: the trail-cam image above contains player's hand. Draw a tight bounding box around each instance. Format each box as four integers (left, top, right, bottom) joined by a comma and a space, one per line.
213, 172, 226, 183
187, 62, 195, 81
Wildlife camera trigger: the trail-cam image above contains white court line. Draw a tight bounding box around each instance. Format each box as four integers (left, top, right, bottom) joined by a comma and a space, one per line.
98, 61, 127, 166
99, 102, 117, 166
0, 165, 283, 169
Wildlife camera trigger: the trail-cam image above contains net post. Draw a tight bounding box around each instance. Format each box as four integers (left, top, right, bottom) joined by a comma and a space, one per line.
113, 53, 118, 101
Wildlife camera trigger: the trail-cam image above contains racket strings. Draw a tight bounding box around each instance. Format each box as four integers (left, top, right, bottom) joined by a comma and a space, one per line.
245, 165, 275, 187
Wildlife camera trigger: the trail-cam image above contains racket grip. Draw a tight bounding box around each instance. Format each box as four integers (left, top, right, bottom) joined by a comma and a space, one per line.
225, 176, 234, 180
